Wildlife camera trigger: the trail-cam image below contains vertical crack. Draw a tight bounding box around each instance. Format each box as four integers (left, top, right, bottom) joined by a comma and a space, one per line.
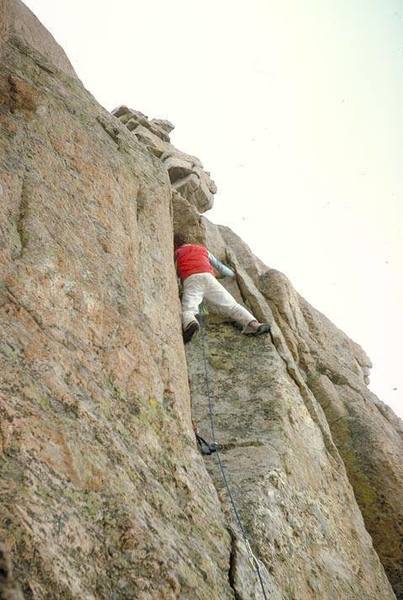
16, 176, 29, 257
228, 529, 242, 600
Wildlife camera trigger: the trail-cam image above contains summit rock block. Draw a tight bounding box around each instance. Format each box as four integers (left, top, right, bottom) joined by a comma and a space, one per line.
112, 105, 216, 213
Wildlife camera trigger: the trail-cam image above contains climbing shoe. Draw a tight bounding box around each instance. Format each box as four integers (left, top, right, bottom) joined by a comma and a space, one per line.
183, 319, 200, 344
253, 323, 271, 336
243, 321, 271, 336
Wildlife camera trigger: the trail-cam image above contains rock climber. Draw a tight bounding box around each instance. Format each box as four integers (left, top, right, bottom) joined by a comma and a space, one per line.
174, 234, 271, 343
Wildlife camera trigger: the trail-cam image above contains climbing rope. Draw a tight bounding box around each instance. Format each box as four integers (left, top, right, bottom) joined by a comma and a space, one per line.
198, 317, 269, 600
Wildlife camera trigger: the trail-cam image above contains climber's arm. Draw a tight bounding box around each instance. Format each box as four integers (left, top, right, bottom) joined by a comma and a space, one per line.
208, 252, 235, 278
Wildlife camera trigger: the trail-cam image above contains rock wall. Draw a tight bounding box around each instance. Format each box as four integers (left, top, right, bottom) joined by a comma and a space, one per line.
261, 267, 403, 596
0, 2, 233, 598
183, 216, 402, 599
0, 2, 402, 599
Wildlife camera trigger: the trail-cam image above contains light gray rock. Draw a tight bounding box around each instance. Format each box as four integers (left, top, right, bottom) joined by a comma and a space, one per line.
162, 149, 203, 169
174, 171, 214, 213
125, 117, 139, 131
112, 109, 216, 213
111, 105, 130, 118
132, 124, 168, 157
0, 0, 77, 77
151, 117, 175, 133
164, 154, 195, 182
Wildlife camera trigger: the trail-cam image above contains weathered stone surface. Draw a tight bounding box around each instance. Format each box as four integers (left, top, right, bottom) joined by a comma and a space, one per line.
187, 322, 395, 598
0, 3, 235, 598
112, 106, 170, 142
1, 2, 402, 599
177, 215, 400, 598
151, 117, 175, 134
172, 191, 207, 245
260, 269, 403, 596
164, 155, 195, 181
185, 306, 389, 598
112, 106, 216, 213
116, 89, 402, 597
0, 0, 77, 77
162, 149, 203, 169
132, 123, 168, 156
0, 543, 25, 600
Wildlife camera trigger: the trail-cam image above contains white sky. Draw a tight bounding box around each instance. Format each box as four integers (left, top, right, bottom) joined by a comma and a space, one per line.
24, 0, 402, 418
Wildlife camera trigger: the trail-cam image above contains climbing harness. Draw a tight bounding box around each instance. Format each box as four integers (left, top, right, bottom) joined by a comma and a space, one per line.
198, 316, 270, 600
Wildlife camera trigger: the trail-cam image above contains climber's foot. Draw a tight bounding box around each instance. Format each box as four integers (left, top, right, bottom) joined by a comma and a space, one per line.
243, 320, 271, 336
183, 320, 200, 343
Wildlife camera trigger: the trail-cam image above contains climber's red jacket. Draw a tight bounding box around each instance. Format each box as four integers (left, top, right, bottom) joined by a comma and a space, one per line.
175, 244, 214, 281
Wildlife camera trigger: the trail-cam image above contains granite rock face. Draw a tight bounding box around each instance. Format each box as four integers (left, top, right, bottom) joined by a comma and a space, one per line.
0, 2, 233, 598
183, 217, 401, 599
1, 2, 402, 599
260, 268, 403, 596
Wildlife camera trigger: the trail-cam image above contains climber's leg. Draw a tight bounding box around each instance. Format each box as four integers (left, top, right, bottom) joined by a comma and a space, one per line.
181, 273, 206, 329
203, 274, 256, 327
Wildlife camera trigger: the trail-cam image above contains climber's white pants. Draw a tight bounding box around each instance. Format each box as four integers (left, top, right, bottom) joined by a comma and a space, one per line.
181, 272, 255, 329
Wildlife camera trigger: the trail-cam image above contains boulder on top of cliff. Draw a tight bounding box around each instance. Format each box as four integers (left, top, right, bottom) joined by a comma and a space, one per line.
112, 104, 216, 213
151, 117, 175, 133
